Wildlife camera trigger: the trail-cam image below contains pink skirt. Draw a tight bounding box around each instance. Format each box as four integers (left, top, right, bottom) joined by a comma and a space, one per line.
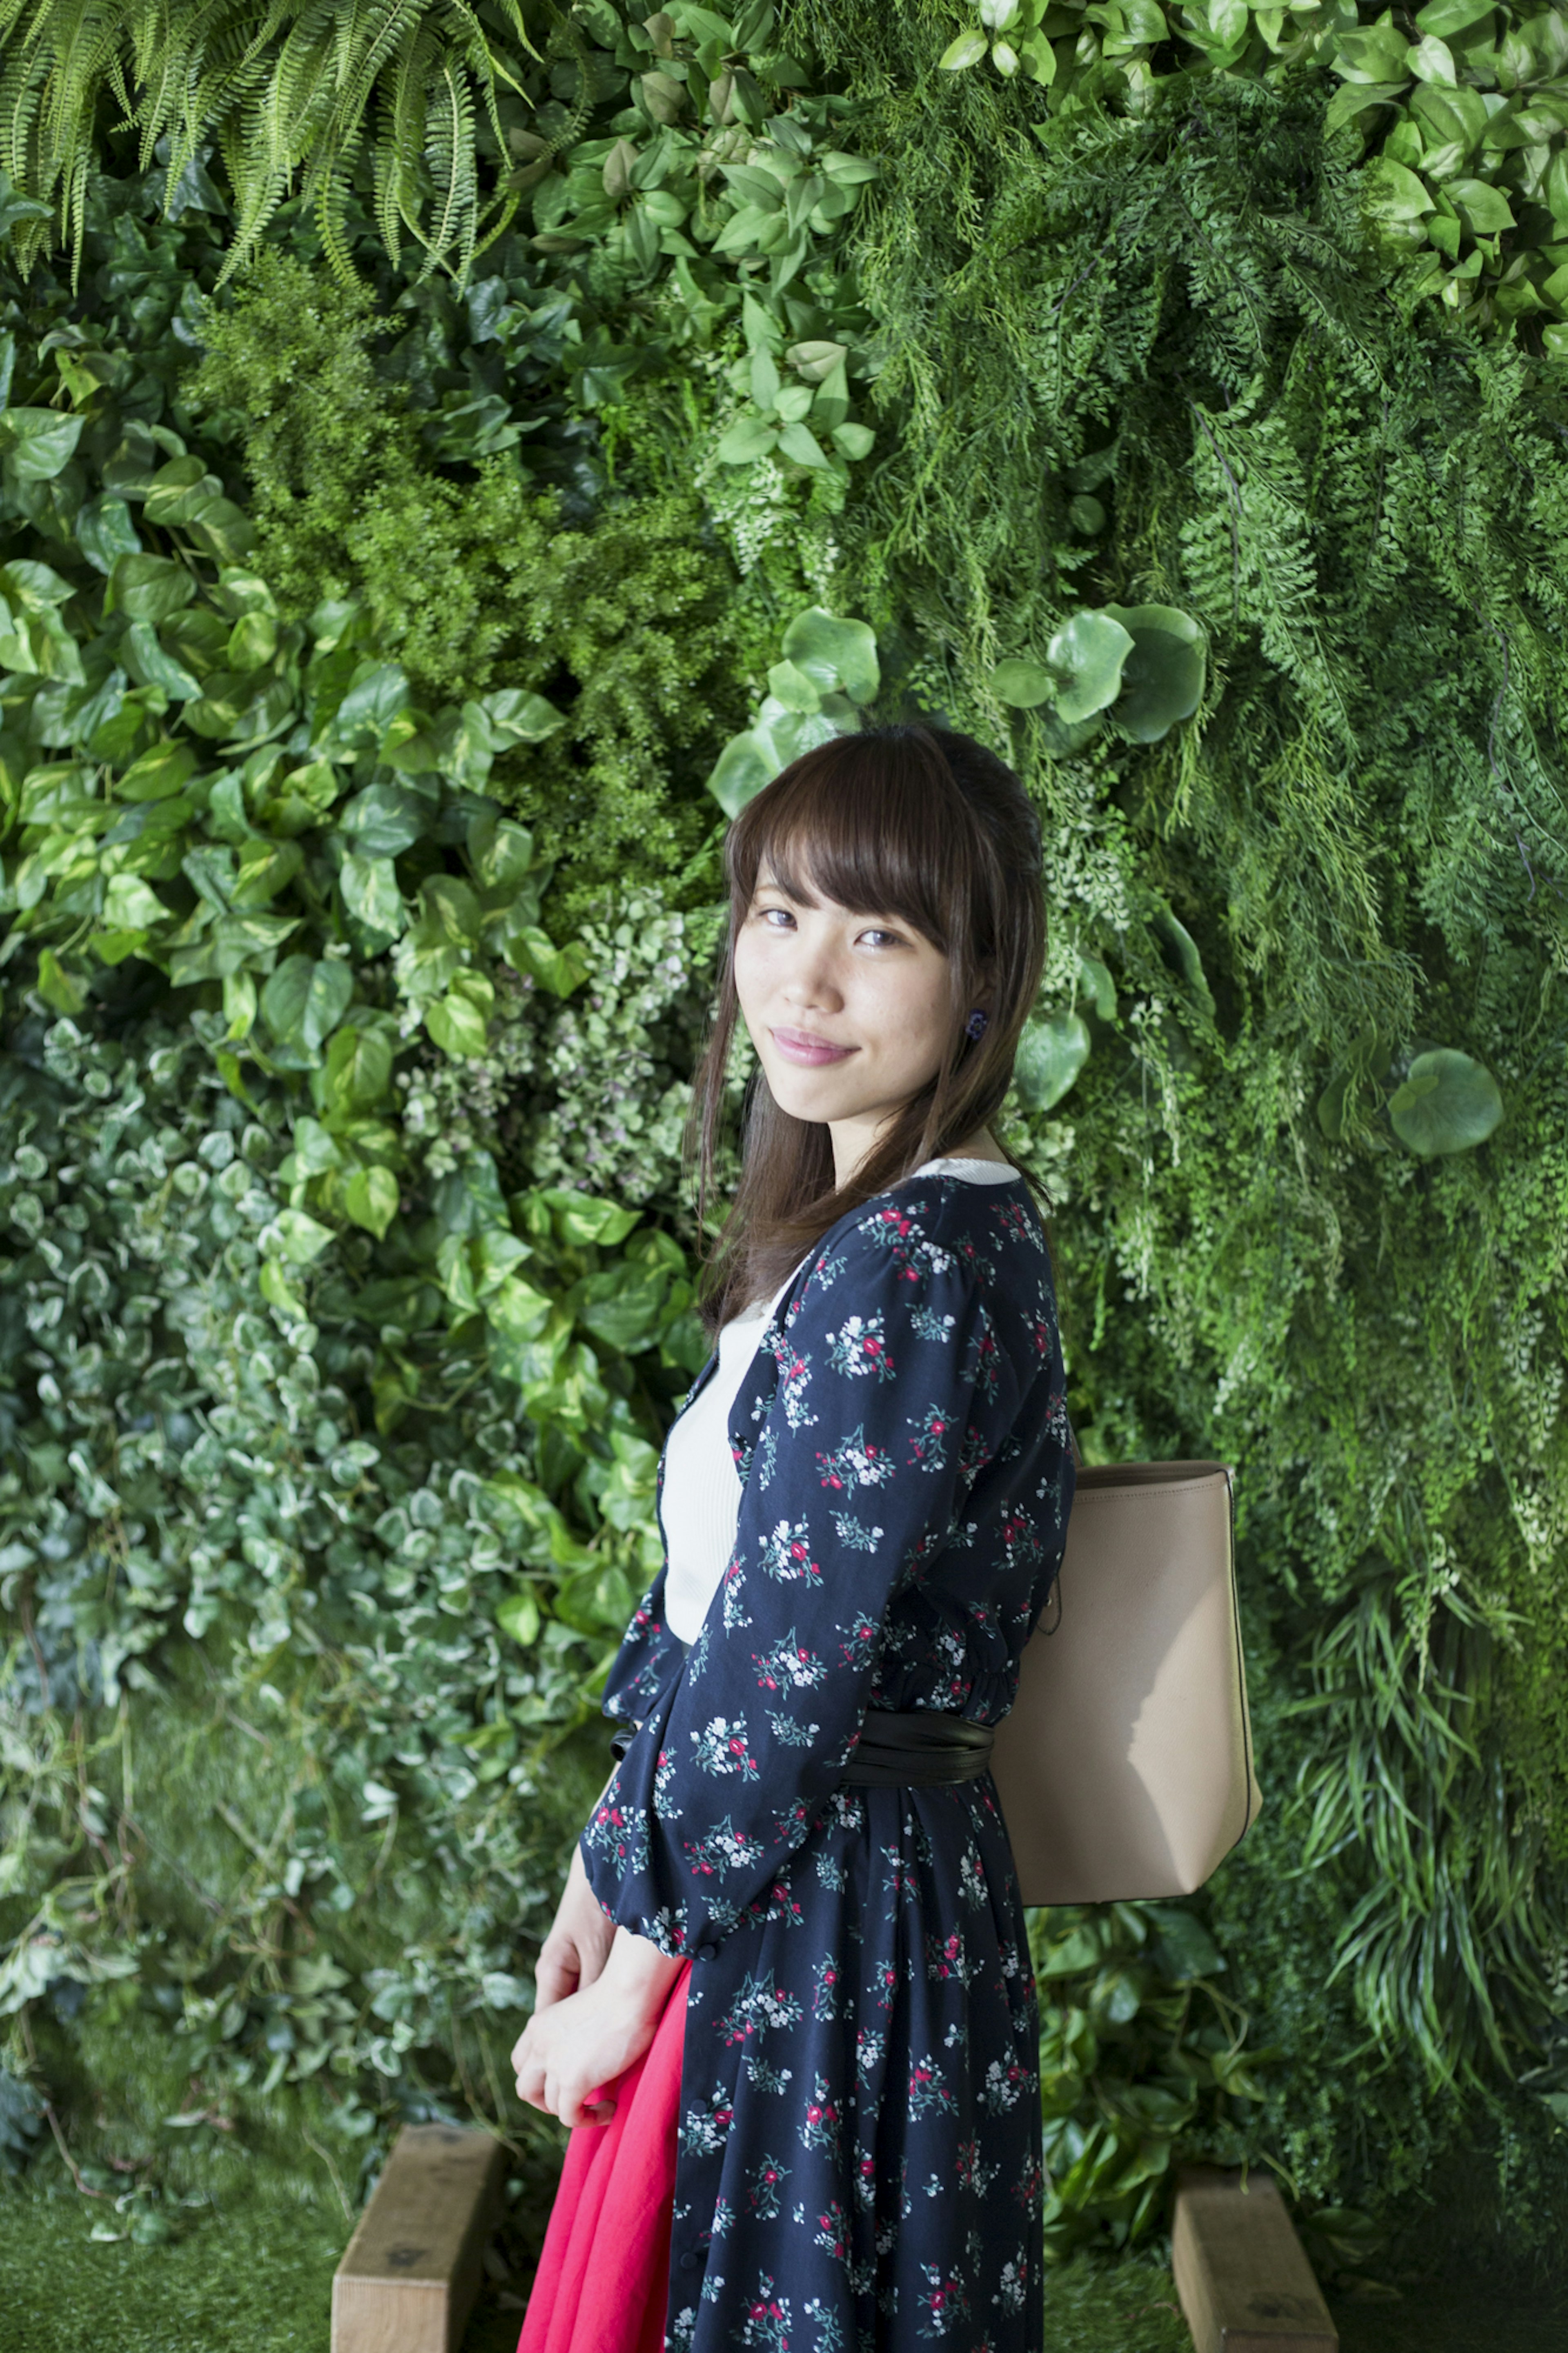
517, 1964, 692, 2353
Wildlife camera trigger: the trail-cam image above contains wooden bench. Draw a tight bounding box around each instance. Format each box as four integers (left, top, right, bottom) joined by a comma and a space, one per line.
1173, 2166, 1338, 2353
332, 2123, 508, 2353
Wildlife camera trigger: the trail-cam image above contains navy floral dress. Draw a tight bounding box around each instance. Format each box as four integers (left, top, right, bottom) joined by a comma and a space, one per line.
581, 1173, 1075, 2352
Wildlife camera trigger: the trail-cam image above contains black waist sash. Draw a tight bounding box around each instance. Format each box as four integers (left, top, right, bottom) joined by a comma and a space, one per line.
841, 1709, 996, 1788
611, 1642, 994, 1788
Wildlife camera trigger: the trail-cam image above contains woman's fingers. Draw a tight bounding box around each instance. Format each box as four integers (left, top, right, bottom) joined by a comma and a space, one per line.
532, 1935, 581, 2014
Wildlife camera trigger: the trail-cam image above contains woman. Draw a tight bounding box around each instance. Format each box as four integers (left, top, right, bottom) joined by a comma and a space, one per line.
514, 725, 1076, 2353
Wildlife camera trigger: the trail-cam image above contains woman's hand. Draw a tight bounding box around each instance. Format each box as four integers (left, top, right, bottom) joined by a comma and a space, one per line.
533, 1844, 616, 2016
512, 1925, 686, 2129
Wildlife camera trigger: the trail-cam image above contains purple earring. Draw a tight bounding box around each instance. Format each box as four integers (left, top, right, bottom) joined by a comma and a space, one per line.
964, 1008, 989, 1042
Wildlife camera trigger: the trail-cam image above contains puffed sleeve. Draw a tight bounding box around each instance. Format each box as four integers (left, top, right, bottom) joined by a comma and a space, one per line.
580, 1209, 1017, 1957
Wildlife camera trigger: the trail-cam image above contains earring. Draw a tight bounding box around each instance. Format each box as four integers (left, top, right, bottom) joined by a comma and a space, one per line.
964, 1008, 989, 1042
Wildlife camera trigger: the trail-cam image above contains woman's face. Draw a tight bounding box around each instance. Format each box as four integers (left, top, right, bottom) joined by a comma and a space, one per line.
733, 864, 956, 1183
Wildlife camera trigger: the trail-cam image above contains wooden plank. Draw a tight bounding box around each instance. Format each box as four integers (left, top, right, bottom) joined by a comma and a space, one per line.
1172, 2166, 1338, 2353
331, 2123, 507, 2353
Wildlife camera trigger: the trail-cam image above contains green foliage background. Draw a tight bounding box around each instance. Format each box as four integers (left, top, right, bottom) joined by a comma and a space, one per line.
2, 0, 1566, 2296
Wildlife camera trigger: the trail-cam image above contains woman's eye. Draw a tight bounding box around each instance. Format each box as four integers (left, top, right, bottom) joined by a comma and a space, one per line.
858, 927, 903, 950
757, 903, 794, 928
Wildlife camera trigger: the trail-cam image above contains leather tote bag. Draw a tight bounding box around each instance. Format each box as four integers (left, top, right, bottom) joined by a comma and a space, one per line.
989, 1461, 1262, 1907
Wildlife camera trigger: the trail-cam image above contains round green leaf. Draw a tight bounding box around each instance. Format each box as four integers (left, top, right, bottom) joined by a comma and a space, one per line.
780, 608, 880, 705
1045, 611, 1135, 724
992, 658, 1056, 709
1103, 604, 1207, 742
939, 30, 988, 68
1388, 1049, 1503, 1156
708, 729, 778, 817
766, 659, 823, 714
1013, 1011, 1091, 1112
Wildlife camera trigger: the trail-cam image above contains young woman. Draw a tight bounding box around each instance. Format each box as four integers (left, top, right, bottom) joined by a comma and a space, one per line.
513, 725, 1076, 2353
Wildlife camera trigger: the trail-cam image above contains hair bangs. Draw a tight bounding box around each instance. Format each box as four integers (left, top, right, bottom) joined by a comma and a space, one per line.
728, 730, 981, 959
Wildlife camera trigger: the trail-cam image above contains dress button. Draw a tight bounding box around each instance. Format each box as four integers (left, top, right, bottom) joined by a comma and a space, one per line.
695, 1942, 717, 1963
679, 2251, 698, 2272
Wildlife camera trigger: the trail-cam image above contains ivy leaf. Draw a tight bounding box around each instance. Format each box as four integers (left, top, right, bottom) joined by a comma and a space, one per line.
426, 976, 493, 1057
262, 955, 353, 1052
1388, 1049, 1503, 1156
337, 782, 430, 859
267, 1208, 335, 1265
110, 553, 195, 624
336, 853, 403, 937
343, 1164, 399, 1239
36, 948, 89, 1013
0, 407, 84, 482
102, 874, 165, 931
323, 1026, 393, 1111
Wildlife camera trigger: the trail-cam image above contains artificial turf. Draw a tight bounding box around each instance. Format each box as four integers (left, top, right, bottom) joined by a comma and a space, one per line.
3, 2167, 1566, 2353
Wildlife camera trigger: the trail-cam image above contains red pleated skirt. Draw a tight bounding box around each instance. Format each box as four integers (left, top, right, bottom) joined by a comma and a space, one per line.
517, 1963, 692, 2353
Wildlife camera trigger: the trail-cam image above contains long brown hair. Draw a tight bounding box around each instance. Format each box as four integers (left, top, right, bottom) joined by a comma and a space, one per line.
690, 723, 1047, 1330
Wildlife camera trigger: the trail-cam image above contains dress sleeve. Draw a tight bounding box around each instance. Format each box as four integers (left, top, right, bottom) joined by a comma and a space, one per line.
580, 1217, 1010, 1958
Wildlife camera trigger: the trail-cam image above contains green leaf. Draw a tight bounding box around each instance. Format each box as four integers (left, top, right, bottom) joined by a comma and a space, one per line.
1102, 604, 1207, 742
232, 837, 303, 907
74, 497, 141, 576
1045, 610, 1134, 724
992, 658, 1056, 709
338, 782, 430, 859
340, 853, 405, 936
119, 740, 198, 803
716, 414, 780, 464
777, 419, 832, 469
1388, 1049, 1503, 1156
0, 407, 84, 482
328, 662, 410, 748
780, 608, 880, 705
268, 1208, 335, 1265
36, 948, 89, 1013
101, 874, 165, 931
829, 420, 875, 461
1013, 1012, 1091, 1111
1447, 177, 1515, 234
1368, 158, 1436, 221
110, 562, 196, 638
323, 1026, 394, 1110
427, 987, 491, 1057
343, 1164, 399, 1239
1414, 0, 1497, 33
481, 687, 565, 746
939, 30, 989, 68
497, 1588, 541, 1646
708, 727, 779, 816
262, 955, 353, 1052
766, 659, 822, 713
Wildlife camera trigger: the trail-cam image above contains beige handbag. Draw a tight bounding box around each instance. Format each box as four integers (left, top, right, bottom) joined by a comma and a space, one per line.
990, 1461, 1261, 1907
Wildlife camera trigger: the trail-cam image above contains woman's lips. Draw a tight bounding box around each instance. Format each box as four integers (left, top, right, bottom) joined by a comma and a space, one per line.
771, 1026, 857, 1067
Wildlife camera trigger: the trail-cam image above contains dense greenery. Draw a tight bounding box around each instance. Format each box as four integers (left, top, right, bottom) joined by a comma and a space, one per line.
2, 0, 1567, 2299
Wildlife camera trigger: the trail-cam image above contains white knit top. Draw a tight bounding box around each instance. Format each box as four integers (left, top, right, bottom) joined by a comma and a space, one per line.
661, 1158, 1021, 1644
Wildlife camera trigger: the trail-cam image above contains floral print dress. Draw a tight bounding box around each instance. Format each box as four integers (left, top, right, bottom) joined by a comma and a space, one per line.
581, 1172, 1076, 2352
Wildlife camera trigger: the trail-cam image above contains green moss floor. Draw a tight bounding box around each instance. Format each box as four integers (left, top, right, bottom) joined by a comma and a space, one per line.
2, 2170, 1566, 2353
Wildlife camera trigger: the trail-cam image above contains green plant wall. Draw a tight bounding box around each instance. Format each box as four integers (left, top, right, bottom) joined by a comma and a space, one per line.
2, 0, 1567, 2291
